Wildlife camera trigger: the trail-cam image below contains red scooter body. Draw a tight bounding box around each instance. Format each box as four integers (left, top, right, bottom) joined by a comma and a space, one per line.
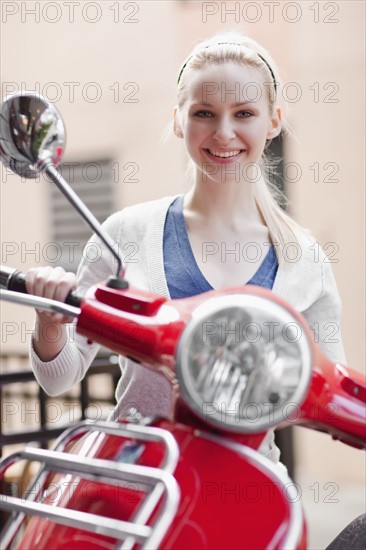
1, 283, 365, 550
8, 421, 305, 550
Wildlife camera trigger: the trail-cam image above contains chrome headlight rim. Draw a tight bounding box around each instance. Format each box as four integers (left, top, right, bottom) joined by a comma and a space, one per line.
175, 292, 313, 434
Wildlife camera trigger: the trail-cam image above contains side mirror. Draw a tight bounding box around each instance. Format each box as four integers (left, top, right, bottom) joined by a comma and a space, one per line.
0, 91, 124, 281
0, 91, 65, 178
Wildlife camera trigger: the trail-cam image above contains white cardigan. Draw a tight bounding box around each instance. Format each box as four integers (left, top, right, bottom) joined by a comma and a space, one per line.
30, 194, 347, 463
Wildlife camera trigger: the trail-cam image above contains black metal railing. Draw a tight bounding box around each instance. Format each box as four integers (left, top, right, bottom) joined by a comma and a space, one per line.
0, 354, 120, 455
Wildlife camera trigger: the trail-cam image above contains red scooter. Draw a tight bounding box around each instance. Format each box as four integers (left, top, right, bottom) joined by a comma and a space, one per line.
0, 92, 365, 550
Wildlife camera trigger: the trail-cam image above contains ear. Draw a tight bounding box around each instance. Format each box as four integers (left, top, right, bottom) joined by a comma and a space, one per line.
266, 107, 282, 140
173, 106, 184, 139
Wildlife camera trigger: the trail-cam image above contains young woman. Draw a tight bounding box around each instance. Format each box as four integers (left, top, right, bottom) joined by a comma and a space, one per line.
26, 32, 346, 466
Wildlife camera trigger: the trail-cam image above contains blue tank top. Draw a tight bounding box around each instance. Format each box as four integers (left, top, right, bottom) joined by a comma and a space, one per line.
163, 195, 278, 299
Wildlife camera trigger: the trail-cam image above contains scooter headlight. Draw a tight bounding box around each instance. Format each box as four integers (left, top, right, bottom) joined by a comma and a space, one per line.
176, 293, 312, 433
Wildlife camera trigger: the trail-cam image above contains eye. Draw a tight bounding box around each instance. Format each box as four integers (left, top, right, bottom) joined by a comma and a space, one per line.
236, 111, 253, 118
193, 110, 214, 118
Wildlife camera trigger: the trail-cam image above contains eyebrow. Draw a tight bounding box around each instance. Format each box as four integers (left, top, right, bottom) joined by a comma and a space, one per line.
191, 101, 255, 107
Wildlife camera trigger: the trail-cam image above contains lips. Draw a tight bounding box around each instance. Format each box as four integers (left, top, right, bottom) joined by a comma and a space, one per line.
207, 149, 243, 158
204, 148, 245, 160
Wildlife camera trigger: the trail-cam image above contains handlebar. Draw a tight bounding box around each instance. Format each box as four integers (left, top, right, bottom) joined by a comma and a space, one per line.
0, 265, 83, 308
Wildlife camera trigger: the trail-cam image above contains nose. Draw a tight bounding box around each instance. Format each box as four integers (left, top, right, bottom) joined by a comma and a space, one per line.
213, 115, 236, 144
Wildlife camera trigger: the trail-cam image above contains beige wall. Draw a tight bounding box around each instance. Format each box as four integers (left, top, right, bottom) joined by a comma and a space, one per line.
1, 0, 365, 492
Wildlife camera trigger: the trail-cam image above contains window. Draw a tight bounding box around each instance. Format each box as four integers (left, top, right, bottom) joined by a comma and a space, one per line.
49, 159, 116, 272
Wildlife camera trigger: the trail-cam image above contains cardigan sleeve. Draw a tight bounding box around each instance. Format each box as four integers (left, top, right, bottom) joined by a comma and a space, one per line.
29, 210, 125, 396
302, 254, 347, 365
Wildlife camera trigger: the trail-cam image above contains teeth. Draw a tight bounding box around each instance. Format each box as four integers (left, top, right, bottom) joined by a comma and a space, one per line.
208, 149, 242, 158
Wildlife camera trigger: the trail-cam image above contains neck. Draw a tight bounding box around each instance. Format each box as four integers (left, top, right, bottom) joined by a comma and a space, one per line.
184, 170, 265, 228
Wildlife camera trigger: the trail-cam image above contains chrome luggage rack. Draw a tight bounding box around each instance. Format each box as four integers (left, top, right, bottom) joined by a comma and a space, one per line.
0, 420, 181, 550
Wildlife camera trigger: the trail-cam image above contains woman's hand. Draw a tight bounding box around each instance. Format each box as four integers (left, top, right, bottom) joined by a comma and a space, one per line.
25, 266, 77, 324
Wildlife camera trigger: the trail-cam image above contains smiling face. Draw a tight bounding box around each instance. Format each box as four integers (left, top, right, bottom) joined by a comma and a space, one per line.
175, 62, 281, 184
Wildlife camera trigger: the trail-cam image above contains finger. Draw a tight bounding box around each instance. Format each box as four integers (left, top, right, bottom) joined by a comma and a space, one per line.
32, 266, 54, 298
53, 272, 78, 303
62, 316, 75, 324
36, 310, 72, 324
41, 267, 67, 301
25, 267, 49, 295
35, 309, 61, 320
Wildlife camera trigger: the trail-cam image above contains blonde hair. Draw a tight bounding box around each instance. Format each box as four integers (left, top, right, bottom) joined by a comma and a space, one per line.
170, 31, 308, 262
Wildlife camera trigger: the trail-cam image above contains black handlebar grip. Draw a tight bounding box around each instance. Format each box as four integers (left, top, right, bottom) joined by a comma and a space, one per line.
5, 269, 82, 308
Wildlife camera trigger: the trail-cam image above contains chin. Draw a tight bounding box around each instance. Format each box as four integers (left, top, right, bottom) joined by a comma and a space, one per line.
201, 173, 240, 185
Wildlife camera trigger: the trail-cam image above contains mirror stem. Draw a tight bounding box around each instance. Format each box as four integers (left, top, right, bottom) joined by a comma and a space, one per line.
44, 161, 126, 284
